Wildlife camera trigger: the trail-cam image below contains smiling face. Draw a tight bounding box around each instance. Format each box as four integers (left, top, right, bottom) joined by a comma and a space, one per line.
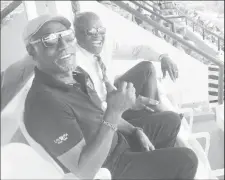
30, 21, 76, 76
75, 14, 105, 55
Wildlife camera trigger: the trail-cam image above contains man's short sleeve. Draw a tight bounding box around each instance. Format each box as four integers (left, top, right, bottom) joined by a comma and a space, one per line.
24, 91, 83, 157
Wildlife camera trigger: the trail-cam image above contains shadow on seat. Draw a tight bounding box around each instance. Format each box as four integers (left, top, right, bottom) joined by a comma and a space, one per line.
1, 143, 64, 179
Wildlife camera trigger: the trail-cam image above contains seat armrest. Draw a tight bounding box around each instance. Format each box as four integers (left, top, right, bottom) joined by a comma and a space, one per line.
62, 168, 111, 179
94, 168, 112, 180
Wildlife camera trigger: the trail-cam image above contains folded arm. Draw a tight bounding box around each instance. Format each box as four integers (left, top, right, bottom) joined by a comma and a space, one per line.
58, 109, 119, 179
112, 40, 164, 62
117, 116, 155, 152
111, 39, 178, 81
72, 109, 120, 179
117, 117, 135, 136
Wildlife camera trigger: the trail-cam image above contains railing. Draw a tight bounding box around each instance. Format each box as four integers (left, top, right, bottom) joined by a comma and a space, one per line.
143, 1, 161, 14
133, 1, 224, 52
145, 1, 224, 52
218, 67, 224, 104
154, 1, 175, 10
173, 4, 224, 51
144, 1, 177, 16
130, 1, 175, 33
1, 1, 22, 23
164, 15, 186, 21
108, 1, 224, 105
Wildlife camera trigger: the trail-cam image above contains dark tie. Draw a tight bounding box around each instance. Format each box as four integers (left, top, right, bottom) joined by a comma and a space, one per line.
94, 55, 107, 81
94, 55, 115, 93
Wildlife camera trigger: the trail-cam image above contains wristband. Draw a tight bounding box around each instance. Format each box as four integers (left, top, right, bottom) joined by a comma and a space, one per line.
158, 53, 169, 61
101, 120, 117, 132
135, 127, 144, 133
131, 127, 144, 137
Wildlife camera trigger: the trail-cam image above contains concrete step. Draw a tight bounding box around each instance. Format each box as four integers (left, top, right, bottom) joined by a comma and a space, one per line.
181, 101, 216, 122
194, 112, 215, 122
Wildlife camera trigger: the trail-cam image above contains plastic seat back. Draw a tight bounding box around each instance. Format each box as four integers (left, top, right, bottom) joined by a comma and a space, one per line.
1, 143, 63, 179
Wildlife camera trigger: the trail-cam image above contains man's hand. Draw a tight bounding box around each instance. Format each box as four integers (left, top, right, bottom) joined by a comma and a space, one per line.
106, 81, 136, 116
104, 81, 159, 112
135, 128, 155, 151
161, 55, 178, 81
132, 96, 159, 112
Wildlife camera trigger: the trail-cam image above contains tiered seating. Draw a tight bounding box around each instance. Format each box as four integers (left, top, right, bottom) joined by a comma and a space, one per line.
99, 0, 224, 106
1, 1, 223, 179
1, 143, 64, 179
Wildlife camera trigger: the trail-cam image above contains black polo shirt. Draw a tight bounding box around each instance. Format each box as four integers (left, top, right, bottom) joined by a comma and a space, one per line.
24, 67, 129, 172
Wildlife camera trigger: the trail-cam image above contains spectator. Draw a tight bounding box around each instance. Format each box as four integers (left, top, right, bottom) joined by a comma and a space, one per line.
23, 14, 198, 180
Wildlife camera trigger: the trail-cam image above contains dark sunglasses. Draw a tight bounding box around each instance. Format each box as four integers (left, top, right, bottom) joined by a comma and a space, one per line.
30, 29, 75, 47
84, 27, 106, 36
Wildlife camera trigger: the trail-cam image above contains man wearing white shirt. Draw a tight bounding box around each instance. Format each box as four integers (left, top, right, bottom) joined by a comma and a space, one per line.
72, 12, 198, 179
74, 12, 179, 115
74, 10, 183, 147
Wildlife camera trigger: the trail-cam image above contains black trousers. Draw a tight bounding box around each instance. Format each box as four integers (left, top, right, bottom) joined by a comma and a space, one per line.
105, 61, 198, 179
115, 61, 160, 101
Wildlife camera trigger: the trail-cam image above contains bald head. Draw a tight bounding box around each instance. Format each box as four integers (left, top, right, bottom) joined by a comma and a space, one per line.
73, 12, 105, 55
74, 12, 100, 30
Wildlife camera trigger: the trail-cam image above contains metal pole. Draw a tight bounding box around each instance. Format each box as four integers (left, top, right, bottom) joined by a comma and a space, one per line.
174, 5, 224, 42
171, 22, 175, 33
218, 38, 221, 51
129, 1, 174, 27
144, 1, 161, 14
203, 28, 205, 40
1, 1, 22, 22
218, 66, 224, 104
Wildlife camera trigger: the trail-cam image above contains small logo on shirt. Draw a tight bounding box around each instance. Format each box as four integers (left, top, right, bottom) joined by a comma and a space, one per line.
54, 133, 69, 144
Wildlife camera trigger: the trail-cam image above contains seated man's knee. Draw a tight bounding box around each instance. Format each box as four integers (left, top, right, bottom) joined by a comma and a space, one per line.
178, 148, 198, 178
162, 111, 181, 129
138, 61, 156, 75
181, 147, 198, 162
